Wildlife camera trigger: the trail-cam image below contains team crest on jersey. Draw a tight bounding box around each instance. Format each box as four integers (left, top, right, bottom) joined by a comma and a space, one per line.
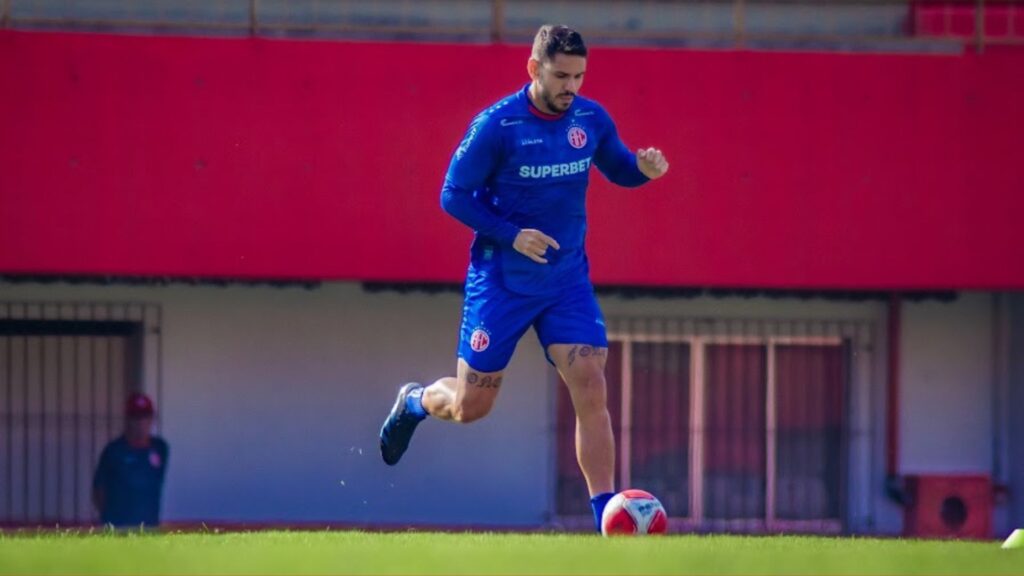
567, 126, 588, 149
149, 451, 162, 468
469, 327, 491, 352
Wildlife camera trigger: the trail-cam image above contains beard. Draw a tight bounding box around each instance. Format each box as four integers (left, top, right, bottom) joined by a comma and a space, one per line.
542, 88, 574, 113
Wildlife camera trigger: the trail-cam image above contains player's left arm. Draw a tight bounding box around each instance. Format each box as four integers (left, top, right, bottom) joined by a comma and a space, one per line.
635, 147, 669, 180
593, 108, 669, 186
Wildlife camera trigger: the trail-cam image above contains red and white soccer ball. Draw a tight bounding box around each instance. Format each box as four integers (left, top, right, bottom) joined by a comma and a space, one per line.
601, 489, 669, 536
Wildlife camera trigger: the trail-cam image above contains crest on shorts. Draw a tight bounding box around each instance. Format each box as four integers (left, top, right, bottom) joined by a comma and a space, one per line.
470, 327, 491, 352
149, 451, 163, 468
567, 126, 588, 149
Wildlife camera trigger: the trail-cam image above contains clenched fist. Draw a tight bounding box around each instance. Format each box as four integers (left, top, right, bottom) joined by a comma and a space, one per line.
637, 147, 669, 180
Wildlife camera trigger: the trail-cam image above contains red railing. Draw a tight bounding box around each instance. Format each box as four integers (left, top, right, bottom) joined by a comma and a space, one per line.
1, 0, 1022, 50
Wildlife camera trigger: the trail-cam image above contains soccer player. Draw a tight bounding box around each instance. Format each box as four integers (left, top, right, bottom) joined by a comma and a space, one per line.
379, 24, 669, 532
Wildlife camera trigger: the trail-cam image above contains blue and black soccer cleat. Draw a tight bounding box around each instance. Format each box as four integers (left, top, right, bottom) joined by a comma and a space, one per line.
379, 382, 425, 466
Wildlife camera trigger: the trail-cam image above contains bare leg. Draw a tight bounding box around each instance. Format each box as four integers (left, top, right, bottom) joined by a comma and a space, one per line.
421, 358, 504, 423
548, 344, 614, 496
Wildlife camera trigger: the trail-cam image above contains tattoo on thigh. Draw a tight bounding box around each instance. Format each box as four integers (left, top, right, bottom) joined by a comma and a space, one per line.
477, 375, 503, 389
568, 345, 579, 367
579, 345, 593, 358
467, 372, 501, 389
594, 347, 607, 358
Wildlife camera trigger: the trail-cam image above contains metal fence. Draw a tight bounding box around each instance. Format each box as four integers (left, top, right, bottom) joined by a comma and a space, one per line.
0, 301, 162, 526
2, 1, 1021, 51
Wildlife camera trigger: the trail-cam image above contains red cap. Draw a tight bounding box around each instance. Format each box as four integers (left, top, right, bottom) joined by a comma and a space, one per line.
125, 392, 155, 418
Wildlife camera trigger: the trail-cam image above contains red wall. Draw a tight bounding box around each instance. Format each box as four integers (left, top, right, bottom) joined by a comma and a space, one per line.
1, 30, 1022, 289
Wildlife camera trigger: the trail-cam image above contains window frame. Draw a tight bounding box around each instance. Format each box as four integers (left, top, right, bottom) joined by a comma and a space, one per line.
555, 326, 850, 534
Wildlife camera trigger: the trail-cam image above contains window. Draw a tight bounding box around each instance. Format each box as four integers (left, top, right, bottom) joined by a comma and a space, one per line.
704, 344, 766, 521
626, 341, 691, 518
555, 317, 864, 533
773, 344, 846, 522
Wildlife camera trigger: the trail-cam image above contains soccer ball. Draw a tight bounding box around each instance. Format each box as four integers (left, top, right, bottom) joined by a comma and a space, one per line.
600, 489, 669, 536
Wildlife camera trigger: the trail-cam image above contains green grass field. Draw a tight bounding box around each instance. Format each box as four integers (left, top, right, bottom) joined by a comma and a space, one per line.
0, 530, 1021, 575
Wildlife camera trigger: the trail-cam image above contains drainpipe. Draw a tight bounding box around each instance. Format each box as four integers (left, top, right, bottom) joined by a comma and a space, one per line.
992, 294, 1011, 511
885, 293, 906, 504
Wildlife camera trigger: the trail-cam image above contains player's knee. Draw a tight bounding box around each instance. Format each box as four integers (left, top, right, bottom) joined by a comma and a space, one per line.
451, 398, 492, 423
568, 372, 608, 416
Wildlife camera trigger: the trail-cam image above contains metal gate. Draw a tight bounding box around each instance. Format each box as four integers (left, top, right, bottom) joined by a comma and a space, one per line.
0, 301, 162, 526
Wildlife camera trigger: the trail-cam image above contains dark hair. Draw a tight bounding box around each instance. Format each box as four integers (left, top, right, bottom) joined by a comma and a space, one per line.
531, 25, 587, 62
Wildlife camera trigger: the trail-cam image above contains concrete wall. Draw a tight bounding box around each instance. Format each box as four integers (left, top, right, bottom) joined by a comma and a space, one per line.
0, 280, 1011, 533
900, 293, 994, 474
899, 292, 1019, 535
0, 281, 553, 526
152, 283, 557, 525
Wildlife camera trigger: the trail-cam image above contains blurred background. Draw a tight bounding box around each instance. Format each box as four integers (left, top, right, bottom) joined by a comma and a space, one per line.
0, 0, 1022, 539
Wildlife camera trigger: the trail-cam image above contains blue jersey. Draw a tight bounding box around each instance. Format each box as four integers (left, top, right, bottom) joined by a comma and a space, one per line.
93, 435, 169, 527
442, 84, 648, 295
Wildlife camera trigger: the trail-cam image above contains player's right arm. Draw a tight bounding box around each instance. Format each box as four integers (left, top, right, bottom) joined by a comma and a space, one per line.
440, 114, 559, 264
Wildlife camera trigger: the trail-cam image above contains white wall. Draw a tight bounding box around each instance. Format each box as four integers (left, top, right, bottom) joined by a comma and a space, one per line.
155, 283, 555, 525
1, 280, 1010, 533
900, 293, 993, 473
0, 281, 553, 526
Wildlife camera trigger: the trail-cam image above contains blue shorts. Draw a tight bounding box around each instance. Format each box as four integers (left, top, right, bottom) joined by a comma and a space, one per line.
457, 274, 608, 373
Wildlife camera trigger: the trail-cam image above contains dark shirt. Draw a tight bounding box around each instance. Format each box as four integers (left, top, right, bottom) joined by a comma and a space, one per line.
92, 435, 169, 527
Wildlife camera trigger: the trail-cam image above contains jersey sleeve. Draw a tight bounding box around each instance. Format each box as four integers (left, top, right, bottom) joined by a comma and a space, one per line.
593, 106, 649, 188
440, 114, 521, 246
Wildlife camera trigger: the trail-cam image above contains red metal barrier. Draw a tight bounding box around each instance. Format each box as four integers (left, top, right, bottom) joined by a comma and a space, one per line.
912, 1, 1024, 42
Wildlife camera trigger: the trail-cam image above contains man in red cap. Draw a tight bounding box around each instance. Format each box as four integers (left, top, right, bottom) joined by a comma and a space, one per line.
92, 392, 170, 528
